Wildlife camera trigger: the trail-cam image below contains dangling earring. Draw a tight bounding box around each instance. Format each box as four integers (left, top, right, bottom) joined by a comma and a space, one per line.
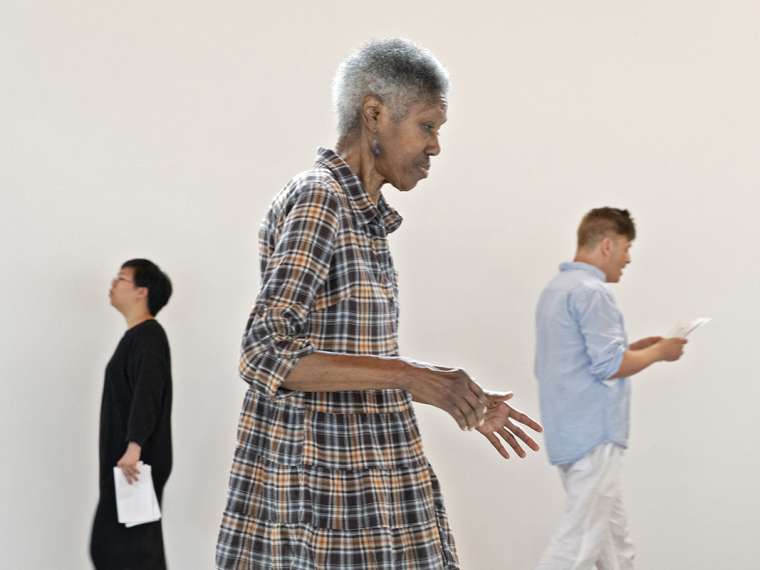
371, 137, 382, 157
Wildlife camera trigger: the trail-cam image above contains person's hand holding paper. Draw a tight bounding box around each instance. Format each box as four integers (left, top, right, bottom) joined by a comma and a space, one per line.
113, 462, 161, 528
117, 441, 142, 484
656, 337, 688, 361
628, 336, 686, 360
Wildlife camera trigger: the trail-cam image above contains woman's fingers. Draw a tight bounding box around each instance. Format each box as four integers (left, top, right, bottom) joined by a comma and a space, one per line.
452, 395, 479, 430
485, 391, 513, 403
497, 427, 526, 458
443, 371, 487, 429
118, 461, 141, 484
484, 431, 510, 460
122, 466, 140, 484
504, 419, 541, 451
463, 389, 487, 427
468, 380, 490, 408
448, 404, 468, 431
508, 405, 543, 433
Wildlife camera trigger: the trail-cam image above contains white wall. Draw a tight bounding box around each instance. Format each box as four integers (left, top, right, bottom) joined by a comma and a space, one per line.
2, 1, 759, 568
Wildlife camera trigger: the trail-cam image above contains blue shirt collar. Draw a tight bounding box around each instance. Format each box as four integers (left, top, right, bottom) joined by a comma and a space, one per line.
559, 261, 607, 282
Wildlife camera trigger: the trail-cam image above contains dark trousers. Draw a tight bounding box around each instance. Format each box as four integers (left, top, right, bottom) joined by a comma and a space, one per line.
90, 487, 167, 570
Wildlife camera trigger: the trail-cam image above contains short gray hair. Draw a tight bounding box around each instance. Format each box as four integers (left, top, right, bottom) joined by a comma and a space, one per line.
332, 38, 450, 137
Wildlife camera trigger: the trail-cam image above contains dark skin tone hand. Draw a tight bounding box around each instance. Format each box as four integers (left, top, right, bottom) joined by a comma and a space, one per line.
284, 354, 544, 450
476, 392, 543, 460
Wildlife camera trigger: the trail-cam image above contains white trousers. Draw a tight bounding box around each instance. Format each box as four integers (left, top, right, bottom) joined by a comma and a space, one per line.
536, 443, 635, 570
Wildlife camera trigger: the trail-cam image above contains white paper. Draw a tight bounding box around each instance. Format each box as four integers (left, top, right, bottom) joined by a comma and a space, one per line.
113, 462, 161, 527
670, 317, 711, 338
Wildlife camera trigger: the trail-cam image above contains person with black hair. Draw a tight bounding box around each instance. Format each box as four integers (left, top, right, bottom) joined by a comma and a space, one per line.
90, 259, 173, 570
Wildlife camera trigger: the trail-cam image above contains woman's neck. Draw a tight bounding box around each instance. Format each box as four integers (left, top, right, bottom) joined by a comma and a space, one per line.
336, 135, 385, 203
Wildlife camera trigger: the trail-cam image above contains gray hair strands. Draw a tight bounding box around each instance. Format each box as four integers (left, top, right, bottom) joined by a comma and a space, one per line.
332, 38, 450, 137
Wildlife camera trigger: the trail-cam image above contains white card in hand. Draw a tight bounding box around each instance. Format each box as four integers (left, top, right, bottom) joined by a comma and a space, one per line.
125, 472, 161, 528
113, 462, 161, 527
670, 317, 711, 338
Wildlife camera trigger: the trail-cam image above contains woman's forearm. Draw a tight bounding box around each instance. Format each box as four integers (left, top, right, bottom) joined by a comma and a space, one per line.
281, 352, 413, 392
283, 352, 493, 430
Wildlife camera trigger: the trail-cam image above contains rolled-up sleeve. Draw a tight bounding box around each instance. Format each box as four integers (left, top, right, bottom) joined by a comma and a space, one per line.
240, 184, 340, 399
570, 286, 627, 381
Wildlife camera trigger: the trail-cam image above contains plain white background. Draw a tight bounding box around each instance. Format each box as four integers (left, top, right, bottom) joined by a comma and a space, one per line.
2, 1, 759, 568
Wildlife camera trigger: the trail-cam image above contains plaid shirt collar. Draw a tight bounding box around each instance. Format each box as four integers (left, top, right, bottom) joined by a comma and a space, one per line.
315, 147, 403, 234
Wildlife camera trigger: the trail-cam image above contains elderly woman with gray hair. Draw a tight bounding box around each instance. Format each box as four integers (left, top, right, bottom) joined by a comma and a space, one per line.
216, 38, 542, 569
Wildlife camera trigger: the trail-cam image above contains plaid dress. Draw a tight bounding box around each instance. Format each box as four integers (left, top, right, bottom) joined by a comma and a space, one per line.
216, 148, 459, 569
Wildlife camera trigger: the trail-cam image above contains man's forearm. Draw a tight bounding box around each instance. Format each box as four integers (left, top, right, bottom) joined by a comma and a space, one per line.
609, 345, 663, 379
282, 352, 413, 392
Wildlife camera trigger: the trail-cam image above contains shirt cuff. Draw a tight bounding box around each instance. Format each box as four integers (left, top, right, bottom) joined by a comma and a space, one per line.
594, 343, 627, 382
240, 336, 314, 400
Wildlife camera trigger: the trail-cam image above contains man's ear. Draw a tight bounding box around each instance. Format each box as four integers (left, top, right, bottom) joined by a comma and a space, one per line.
599, 236, 613, 257
361, 95, 384, 133
135, 287, 149, 301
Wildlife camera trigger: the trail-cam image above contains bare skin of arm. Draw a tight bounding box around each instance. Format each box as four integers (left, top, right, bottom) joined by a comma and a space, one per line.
284, 352, 543, 459
283, 352, 489, 431
609, 336, 687, 379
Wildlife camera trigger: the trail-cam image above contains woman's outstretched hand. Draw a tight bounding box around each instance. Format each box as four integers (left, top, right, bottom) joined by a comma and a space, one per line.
476, 392, 543, 460
405, 365, 489, 431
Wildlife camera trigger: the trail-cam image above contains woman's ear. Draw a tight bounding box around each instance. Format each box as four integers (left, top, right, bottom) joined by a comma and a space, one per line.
361, 94, 383, 133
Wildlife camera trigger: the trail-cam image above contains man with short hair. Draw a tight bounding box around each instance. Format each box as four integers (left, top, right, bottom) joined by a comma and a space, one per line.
90, 259, 173, 570
535, 208, 687, 569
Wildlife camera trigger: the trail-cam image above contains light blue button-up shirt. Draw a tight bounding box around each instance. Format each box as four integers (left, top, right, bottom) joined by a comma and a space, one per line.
535, 262, 631, 465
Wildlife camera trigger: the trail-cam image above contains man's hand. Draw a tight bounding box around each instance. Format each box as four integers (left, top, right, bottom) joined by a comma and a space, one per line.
407, 367, 489, 431
656, 337, 688, 361
117, 442, 142, 484
476, 392, 543, 460
629, 336, 663, 351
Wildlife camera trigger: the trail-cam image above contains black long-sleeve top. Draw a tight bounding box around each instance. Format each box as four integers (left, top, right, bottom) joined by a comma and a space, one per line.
98, 319, 172, 493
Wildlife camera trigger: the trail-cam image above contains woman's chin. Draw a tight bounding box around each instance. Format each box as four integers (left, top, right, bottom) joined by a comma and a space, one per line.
394, 175, 424, 192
